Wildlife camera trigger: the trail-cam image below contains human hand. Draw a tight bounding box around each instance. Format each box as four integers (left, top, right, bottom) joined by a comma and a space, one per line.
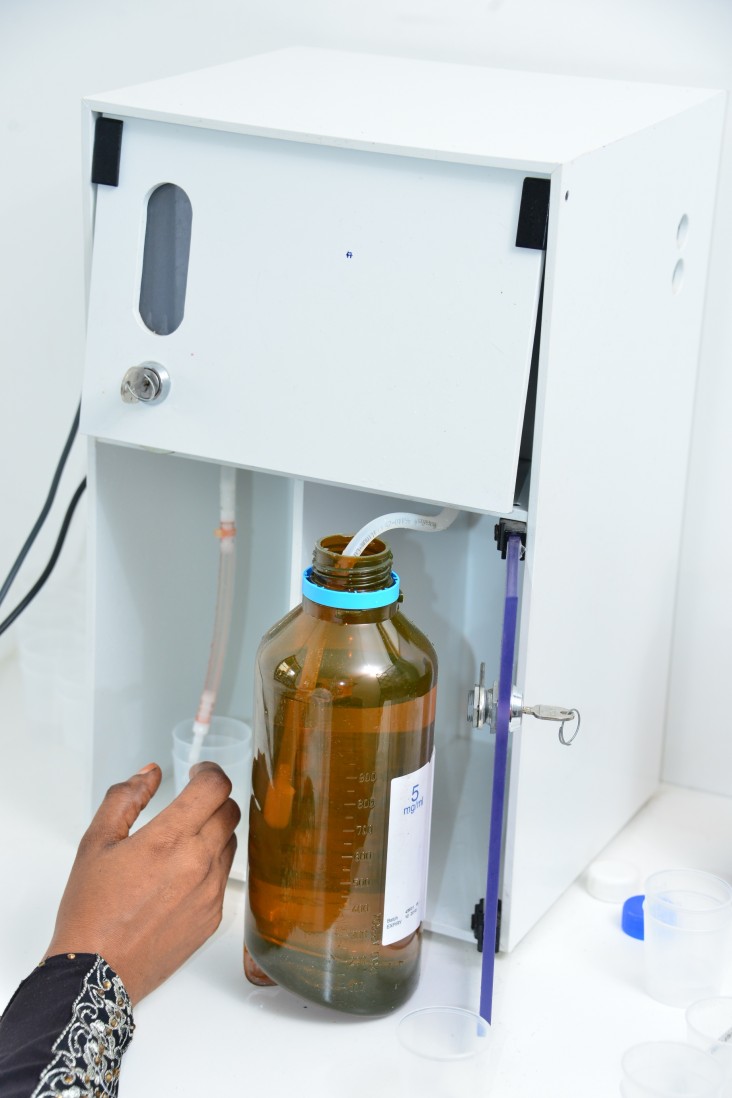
45, 761, 240, 1004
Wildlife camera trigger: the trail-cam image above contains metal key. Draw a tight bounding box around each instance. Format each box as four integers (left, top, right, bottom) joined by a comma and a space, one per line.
521, 704, 575, 722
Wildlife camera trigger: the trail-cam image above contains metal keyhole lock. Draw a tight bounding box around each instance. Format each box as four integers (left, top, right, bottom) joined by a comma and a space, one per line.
467, 662, 581, 746
120, 362, 171, 404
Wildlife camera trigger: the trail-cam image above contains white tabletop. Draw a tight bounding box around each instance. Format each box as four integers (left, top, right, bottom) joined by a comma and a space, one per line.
1, 649, 731, 1097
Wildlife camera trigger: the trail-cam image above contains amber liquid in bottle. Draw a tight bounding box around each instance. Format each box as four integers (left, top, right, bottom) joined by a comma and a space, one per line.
244, 536, 437, 1015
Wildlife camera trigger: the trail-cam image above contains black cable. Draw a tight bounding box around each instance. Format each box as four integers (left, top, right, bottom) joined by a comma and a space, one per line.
0, 400, 81, 609
0, 478, 87, 637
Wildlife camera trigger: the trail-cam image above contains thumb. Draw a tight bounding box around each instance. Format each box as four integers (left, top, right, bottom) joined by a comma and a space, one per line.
85, 763, 162, 846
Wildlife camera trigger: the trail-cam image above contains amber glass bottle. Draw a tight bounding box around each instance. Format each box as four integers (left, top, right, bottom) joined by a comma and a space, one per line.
244, 534, 437, 1015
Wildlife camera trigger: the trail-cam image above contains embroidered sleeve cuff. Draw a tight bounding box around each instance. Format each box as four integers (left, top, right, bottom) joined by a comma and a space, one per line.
31, 954, 134, 1097
0, 952, 132, 1098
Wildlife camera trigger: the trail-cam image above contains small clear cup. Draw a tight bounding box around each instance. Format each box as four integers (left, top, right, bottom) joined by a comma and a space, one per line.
396, 1006, 491, 1098
686, 998, 732, 1097
171, 716, 252, 875
621, 1041, 723, 1097
643, 869, 732, 1007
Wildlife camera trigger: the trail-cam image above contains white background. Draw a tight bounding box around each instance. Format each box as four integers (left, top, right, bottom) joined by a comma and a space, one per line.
0, 0, 730, 787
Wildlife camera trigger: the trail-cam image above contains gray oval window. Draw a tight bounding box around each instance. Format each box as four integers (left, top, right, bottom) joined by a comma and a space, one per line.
139, 183, 192, 335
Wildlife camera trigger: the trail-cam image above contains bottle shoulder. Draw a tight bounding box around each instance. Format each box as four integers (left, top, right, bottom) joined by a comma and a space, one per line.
256, 602, 437, 702
258, 603, 436, 658
258, 603, 304, 647
392, 608, 438, 665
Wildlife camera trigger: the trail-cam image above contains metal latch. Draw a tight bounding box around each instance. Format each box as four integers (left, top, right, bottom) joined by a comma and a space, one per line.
121, 362, 171, 404
467, 662, 580, 745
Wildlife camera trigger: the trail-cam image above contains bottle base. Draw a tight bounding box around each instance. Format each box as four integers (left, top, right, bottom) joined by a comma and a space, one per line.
245, 926, 420, 1016
243, 944, 278, 987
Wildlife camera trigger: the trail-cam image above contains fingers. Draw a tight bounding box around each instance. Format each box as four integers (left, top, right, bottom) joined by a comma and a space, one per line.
198, 795, 241, 855
85, 764, 162, 846
159, 761, 234, 836
220, 832, 237, 878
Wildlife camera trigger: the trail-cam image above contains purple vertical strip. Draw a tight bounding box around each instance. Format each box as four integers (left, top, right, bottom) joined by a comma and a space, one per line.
479, 534, 521, 1024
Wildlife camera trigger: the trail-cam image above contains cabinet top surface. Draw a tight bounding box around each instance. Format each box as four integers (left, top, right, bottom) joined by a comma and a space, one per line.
84, 47, 719, 170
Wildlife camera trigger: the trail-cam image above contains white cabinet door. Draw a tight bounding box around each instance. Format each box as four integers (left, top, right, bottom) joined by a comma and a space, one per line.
82, 118, 543, 515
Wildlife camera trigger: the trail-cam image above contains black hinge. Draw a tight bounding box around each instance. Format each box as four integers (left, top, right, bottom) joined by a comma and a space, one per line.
91, 117, 123, 187
494, 518, 527, 559
515, 177, 550, 250
471, 897, 502, 953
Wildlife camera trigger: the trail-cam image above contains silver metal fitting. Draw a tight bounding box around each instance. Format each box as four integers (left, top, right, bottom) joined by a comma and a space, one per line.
467, 663, 523, 731
121, 362, 171, 404
468, 662, 580, 744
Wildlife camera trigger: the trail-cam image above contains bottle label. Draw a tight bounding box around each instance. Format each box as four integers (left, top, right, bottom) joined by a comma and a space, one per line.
382, 751, 435, 946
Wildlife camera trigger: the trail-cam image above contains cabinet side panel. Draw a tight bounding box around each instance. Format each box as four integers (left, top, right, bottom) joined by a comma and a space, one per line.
502, 94, 725, 950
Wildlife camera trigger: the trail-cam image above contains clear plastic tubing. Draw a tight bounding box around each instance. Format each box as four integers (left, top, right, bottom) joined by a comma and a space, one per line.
343, 507, 460, 557
188, 465, 237, 766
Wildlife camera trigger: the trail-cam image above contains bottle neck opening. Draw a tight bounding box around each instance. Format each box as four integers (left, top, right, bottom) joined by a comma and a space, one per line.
311, 535, 393, 591
304, 535, 399, 610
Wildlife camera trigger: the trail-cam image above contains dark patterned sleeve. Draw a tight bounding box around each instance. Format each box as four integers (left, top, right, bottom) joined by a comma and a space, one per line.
0, 953, 134, 1098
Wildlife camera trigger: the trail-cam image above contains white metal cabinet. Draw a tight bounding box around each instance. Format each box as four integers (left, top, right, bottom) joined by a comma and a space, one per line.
80, 49, 724, 954
83, 121, 543, 514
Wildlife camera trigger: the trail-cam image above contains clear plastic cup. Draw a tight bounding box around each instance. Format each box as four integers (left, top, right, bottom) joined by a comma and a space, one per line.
171, 716, 252, 873
621, 1042, 723, 1097
643, 870, 732, 1007
396, 1006, 491, 1097
686, 999, 732, 1097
